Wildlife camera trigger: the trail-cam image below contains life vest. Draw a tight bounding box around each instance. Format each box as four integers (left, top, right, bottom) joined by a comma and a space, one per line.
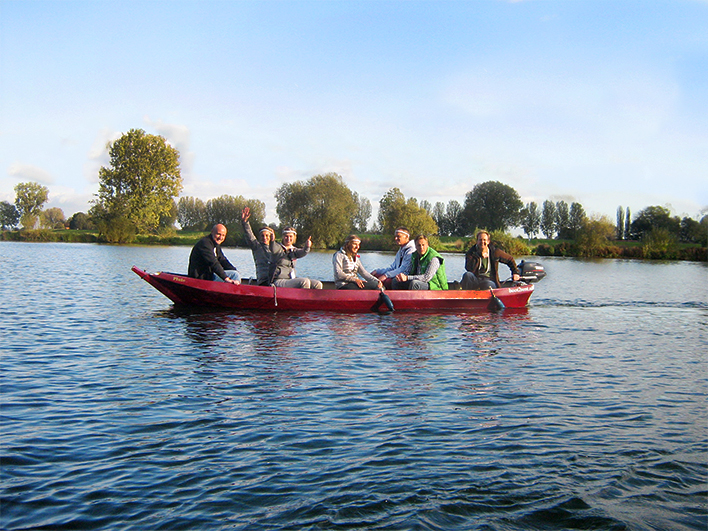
411, 247, 448, 290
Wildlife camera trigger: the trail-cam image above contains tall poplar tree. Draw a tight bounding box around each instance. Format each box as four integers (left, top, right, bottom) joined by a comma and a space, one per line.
569, 202, 587, 239
540, 200, 557, 239
625, 207, 631, 240
616, 206, 625, 240
520, 202, 541, 238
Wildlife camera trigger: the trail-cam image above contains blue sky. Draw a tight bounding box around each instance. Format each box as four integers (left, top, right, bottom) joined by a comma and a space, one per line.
2, 0, 707, 226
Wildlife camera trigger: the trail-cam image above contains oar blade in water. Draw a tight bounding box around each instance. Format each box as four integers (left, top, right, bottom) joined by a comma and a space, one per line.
378, 288, 395, 313
487, 289, 505, 312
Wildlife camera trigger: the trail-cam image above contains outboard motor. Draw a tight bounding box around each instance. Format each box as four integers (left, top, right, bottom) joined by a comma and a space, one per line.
518, 260, 547, 283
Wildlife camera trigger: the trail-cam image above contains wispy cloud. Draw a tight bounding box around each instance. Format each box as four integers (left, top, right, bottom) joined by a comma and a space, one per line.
144, 117, 195, 181
8, 163, 54, 185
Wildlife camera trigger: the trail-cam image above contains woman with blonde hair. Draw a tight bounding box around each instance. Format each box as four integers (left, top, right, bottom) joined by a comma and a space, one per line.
332, 235, 382, 290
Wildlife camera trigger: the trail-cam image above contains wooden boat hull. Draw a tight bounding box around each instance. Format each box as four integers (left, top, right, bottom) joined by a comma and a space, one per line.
132, 266, 534, 313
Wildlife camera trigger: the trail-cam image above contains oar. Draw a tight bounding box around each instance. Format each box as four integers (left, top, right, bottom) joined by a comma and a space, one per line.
379, 287, 394, 313
487, 288, 505, 312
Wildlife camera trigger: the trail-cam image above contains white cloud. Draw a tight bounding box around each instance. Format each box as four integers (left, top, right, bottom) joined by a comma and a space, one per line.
8, 163, 54, 184
45, 186, 95, 217
144, 117, 195, 181
84, 128, 121, 184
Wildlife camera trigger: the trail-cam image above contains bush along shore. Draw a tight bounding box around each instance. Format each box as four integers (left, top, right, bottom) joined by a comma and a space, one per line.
2, 228, 706, 262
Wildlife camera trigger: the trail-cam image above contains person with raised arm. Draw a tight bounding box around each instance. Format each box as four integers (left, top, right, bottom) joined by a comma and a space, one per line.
241, 207, 276, 286
269, 226, 323, 289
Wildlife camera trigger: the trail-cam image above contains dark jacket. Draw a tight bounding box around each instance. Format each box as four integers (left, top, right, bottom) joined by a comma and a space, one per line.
188, 234, 237, 281
465, 244, 519, 287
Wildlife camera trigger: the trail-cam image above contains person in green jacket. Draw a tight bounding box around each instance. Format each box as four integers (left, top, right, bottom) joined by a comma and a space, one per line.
392, 234, 447, 290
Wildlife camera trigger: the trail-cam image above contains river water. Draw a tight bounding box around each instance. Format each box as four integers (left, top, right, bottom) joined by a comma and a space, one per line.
1, 241, 706, 530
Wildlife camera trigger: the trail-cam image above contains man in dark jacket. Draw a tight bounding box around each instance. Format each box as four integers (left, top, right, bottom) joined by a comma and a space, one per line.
461, 230, 519, 290
188, 224, 240, 284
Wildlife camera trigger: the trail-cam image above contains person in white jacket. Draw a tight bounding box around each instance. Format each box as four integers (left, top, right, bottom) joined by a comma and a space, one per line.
370, 227, 416, 289
332, 235, 382, 290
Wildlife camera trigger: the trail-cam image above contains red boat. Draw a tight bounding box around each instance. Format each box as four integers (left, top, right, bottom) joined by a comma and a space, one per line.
132, 266, 538, 313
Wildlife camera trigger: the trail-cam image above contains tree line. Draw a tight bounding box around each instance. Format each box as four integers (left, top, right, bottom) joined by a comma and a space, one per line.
2, 128, 706, 256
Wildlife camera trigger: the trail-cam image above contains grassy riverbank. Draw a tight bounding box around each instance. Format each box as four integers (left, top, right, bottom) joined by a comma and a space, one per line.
2, 228, 706, 261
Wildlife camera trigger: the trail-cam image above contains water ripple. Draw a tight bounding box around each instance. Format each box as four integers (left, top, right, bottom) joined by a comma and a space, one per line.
1, 244, 706, 530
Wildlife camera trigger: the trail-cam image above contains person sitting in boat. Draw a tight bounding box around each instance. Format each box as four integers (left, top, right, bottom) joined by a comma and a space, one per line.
370, 226, 416, 289
460, 230, 520, 290
333, 234, 383, 290
241, 207, 276, 286
188, 224, 241, 284
392, 234, 447, 290
269, 227, 323, 289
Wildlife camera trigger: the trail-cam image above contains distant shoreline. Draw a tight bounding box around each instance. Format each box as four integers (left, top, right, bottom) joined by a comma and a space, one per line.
2, 229, 706, 262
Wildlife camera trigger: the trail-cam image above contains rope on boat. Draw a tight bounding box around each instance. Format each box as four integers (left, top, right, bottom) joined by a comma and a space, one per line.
273, 285, 278, 307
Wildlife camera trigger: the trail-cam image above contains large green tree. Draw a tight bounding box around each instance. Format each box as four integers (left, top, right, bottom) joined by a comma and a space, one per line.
377, 188, 438, 239
40, 207, 66, 229
630, 206, 680, 240
1, 201, 20, 229
68, 212, 95, 230
461, 181, 523, 234
275, 173, 358, 248
14, 181, 49, 229
679, 216, 703, 243
92, 128, 183, 234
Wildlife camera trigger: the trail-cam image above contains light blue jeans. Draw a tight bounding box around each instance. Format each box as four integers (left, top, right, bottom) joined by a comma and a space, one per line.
213, 270, 241, 283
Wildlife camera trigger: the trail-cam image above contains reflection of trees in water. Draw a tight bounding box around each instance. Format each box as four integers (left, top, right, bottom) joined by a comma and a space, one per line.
368, 310, 533, 362
457, 310, 532, 359
152, 307, 537, 425
154, 308, 321, 411
372, 313, 448, 356
157, 307, 233, 349
157, 306, 533, 363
